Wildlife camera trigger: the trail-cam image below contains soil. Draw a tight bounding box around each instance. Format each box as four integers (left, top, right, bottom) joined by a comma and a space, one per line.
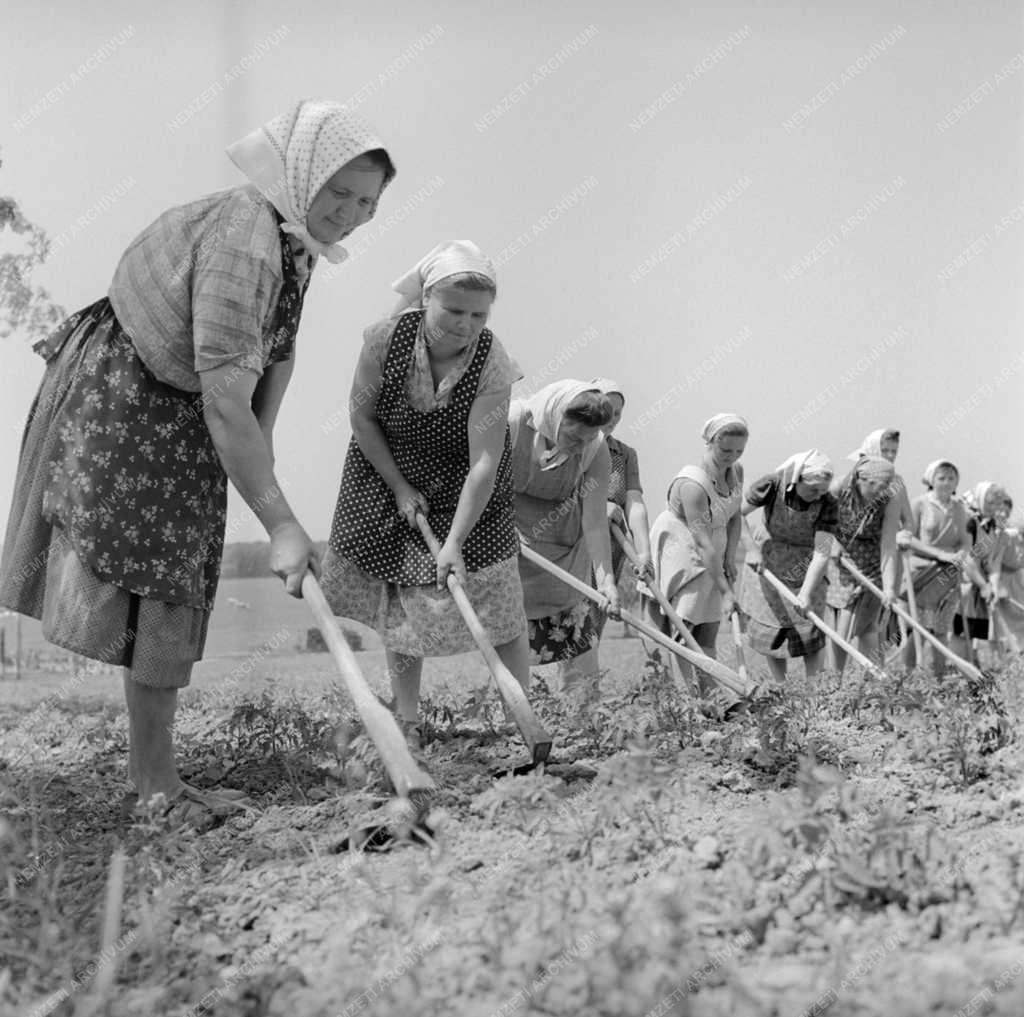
2, 636, 1024, 1017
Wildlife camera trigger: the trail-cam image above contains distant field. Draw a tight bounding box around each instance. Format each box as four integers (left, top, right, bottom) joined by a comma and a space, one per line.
0, 576, 671, 709
1, 555, 753, 673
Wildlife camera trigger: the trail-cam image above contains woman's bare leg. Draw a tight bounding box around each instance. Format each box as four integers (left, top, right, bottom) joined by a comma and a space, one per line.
124, 671, 182, 802
804, 647, 825, 678
831, 609, 853, 677
387, 650, 423, 723
494, 631, 531, 693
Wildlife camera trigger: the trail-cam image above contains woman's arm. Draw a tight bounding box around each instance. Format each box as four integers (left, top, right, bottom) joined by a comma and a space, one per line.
797, 531, 833, 608
897, 479, 914, 529
200, 363, 317, 596
677, 480, 729, 595
625, 489, 652, 572
348, 342, 427, 525
581, 445, 619, 611
250, 359, 295, 464
724, 507, 742, 586
433, 387, 510, 587
879, 495, 901, 602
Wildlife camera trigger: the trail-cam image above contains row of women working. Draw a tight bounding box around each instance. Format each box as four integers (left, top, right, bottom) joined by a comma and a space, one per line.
1, 100, 1014, 825
636, 433, 1024, 685
322, 242, 1023, 733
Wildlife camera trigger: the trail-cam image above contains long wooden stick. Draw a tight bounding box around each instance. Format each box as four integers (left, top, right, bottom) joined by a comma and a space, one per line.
956, 566, 976, 667
837, 553, 983, 681
302, 573, 435, 799
730, 612, 749, 684
901, 549, 926, 664
518, 541, 751, 696
760, 567, 888, 680
415, 514, 551, 764
609, 523, 705, 655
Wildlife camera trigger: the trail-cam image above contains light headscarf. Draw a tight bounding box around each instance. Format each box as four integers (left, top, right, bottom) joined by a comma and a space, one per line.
589, 377, 624, 401
701, 413, 748, 444
524, 379, 605, 472
226, 99, 395, 264
969, 481, 1010, 520
846, 427, 899, 461
391, 240, 496, 314
777, 449, 833, 491
854, 456, 896, 484
387, 240, 498, 409
589, 378, 624, 439
922, 459, 958, 488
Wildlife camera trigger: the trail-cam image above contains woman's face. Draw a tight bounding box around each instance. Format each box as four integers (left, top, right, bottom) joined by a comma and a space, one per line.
931, 467, 958, 498
557, 418, 602, 456
857, 475, 890, 501
879, 438, 899, 462
603, 394, 624, 435
305, 157, 386, 244
983, 487, 1009, 518
795, 477, 831, 502
423, 284, 493, 358
709, 433, 747, 469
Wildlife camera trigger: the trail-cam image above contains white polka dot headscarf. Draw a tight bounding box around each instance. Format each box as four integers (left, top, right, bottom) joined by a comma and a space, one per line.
227, 99, 395, 263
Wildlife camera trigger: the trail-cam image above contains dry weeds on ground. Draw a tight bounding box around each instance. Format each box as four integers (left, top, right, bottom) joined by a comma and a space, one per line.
2, 646, 1024, 1017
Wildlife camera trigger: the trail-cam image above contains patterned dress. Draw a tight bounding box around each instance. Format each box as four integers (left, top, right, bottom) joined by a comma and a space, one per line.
740, 475, 837, 659
321, 311, 525, 656
590, 434, 643, 638
953, 515, 1008, 640
605, 436, 642, 579
905, 494, 966, 632
0, 210, 308, 688
510, 406, 604, 664
826, 478, 892, 637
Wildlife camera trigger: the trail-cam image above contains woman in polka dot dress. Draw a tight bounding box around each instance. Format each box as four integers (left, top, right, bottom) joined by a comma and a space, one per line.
321, 241, 528, 743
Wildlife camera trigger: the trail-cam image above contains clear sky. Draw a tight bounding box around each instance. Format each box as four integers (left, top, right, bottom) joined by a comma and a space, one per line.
2, 0, 1022, 542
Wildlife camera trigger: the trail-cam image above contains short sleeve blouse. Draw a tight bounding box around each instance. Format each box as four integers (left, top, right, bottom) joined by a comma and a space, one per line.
668, 464, 744, 519
362, 316, 522, 412
746, 473, 839, 533
109, 185, 295, 392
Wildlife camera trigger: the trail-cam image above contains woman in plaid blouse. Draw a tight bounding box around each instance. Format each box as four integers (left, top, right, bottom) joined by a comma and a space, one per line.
0, 101, 395, 829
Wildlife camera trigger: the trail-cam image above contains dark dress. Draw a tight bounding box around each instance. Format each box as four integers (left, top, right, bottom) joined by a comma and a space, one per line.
953, 516, 1006, 640
0, 221, 307, 686
328, 310, 517, 582
825, 478, 892, 637
591, 434, 644, 638
740, 474, 837, 659
321, 311, 525, 657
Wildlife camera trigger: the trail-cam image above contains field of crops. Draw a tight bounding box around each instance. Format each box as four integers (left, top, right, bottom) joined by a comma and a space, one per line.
2, 579, 1024, 1016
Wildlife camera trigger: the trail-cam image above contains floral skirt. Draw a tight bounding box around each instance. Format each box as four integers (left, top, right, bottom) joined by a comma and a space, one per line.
320, 548, 525, 657
527, 600, 596, 664
0, 300, 224, 687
